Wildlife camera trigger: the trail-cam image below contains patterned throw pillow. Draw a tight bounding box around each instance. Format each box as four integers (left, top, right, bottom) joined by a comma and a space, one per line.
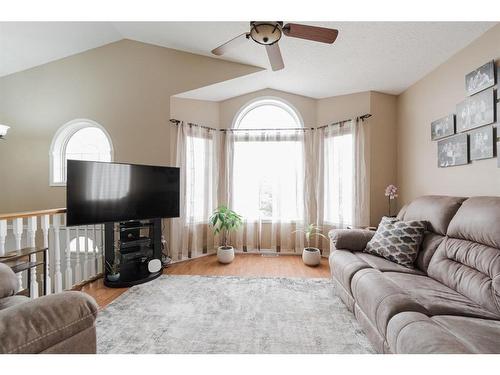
364, 217, 427, 268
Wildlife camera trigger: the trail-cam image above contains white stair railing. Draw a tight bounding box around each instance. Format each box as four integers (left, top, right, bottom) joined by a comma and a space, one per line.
0, 209, 105, 298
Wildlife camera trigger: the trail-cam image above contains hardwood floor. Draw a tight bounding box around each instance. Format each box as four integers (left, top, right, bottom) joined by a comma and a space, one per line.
80, 253, 331, 308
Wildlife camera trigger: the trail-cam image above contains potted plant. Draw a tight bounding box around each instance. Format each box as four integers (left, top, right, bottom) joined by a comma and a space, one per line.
209, 205, 243, 264
105, 258, 120, 282
293, 224, 328, 266
385, 184, 398, 217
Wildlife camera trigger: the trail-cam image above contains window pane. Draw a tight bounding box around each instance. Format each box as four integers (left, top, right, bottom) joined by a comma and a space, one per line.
185, 136, 213, 222
238, 103, 298, 129
63, 127, 112, 182
323, 133, 353, 225
66, 127, 111, 162
232, 140, 304, 221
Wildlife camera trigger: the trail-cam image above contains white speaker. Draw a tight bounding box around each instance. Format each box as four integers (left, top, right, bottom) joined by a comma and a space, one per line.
148, 259, 162, 273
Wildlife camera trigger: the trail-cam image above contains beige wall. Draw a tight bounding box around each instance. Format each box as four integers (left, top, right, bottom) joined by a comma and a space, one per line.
170, 97, 219, 128
370, 92, 398, 224
397, 24, 500, 206
316, 91, 371, 125
0, 39, 260, 213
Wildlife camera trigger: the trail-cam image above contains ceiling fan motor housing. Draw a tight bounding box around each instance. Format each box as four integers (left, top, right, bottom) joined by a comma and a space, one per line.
249, 21, 283, 45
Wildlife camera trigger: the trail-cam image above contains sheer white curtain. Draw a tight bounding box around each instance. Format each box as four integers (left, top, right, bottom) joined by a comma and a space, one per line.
225, 130, 306, 253
168, 122, 221, 261
308, 119, 370, 253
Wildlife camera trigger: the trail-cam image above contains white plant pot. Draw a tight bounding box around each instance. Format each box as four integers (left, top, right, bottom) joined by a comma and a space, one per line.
302, 247, 321, 266
217, 246, 235, 264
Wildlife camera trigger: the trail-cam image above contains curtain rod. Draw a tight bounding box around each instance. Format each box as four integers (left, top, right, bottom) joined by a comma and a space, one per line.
169, 113, 372, 132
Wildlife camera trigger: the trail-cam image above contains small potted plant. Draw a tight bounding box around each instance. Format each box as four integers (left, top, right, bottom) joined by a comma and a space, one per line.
209, 205, 243, 264
105, 258, 120, 282
293, 224, 328, 266
385, 184, 398, 217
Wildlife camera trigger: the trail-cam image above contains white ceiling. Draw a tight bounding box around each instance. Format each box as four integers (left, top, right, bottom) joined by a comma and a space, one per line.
0, 22, 496, 100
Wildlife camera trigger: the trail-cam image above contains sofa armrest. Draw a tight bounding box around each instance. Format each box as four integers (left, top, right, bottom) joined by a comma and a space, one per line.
329, 229, 375, 252
0, 291, 98, 354
0, 263, 18, 299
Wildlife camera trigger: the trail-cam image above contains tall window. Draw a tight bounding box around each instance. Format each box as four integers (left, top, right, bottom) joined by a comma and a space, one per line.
185, 132, 214, 222
50, 119, 113, 186
323, 128, 354, 226
232, 98, 304, 221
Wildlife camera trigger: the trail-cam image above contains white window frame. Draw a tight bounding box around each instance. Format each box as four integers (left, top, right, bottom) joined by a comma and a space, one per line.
49, 119, 114, 187
232, 97, 304, 129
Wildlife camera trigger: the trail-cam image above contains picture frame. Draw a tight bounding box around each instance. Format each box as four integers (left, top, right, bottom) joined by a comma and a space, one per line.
437, 133, 468, 168
456, 87, 495, 132
431, 114, 455, 141
469, 125, 494, 160
465, 60, 495, 96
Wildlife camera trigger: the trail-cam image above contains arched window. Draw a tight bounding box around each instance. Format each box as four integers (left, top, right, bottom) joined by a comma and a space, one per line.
233, 98, 303, 129
231, 98, 304, 220
50, 119, 113, 186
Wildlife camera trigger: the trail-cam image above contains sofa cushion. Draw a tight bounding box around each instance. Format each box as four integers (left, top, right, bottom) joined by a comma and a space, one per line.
401, 195, 466, 235
447, 196, 500, 249
351, 269, 428, 336
383, 272, 500, 320
414, 232, 444, 273
329, 250, 425, 297
356, 253, 426, 276
428, 237, 500, 316
364, 217, 427, 268
387, 312, 500, 354
329, 250, 371, 295
352, 269, 499, 338
431, 315, 500, 353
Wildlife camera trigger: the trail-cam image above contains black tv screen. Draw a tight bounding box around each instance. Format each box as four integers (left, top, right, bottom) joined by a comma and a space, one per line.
66, 160, 180, 226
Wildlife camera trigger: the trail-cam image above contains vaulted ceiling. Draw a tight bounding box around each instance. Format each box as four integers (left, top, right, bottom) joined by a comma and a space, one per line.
0, 22, 496, 100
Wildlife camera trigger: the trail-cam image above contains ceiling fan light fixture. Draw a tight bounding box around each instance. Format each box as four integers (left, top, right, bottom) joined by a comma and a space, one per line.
249, 22, 282, 45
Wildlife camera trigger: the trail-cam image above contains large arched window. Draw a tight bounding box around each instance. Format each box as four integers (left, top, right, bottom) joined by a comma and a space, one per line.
50, 119, 113, 186
231, 98, 304, 221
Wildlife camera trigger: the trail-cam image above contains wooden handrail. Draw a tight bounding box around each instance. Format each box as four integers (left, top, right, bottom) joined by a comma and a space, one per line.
0, 208, 67, 221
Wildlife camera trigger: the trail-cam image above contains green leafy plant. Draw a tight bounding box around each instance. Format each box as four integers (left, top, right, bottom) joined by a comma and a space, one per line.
293, 224, 328, 249
209, 205, 243, 248
105, 260, 120, 275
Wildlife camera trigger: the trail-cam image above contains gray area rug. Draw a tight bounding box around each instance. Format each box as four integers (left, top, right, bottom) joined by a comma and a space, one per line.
96, 275, 374, 353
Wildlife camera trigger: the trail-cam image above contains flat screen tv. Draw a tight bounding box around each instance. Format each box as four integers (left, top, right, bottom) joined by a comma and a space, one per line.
66, 160, 180, 226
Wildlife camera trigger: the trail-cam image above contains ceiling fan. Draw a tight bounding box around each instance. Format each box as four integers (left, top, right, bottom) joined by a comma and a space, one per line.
211, 22, 339, 72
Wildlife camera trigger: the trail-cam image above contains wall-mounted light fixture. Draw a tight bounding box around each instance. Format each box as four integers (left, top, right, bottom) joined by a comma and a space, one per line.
0, 124, 10, 140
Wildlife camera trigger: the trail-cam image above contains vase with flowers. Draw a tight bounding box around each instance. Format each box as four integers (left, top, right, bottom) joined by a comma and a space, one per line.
385, 184, 398, 217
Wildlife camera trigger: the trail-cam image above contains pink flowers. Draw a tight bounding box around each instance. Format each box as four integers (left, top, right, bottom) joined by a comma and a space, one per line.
385, 184, 398, 200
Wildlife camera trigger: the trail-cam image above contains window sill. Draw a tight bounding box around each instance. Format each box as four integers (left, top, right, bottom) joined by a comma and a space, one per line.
50, 182, 66, 187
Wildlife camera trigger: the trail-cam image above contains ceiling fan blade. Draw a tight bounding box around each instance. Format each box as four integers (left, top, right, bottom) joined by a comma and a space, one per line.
265, 43, 284, 71
283, 23, 338, 44
211, 33, 249, 56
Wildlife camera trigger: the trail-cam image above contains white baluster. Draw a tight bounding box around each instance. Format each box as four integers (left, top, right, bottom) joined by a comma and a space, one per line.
12, 218, 24, 291
83, 226, 89, 280
52, 214, 63, 293
65, 226, 72, 289
0, 220, 6, 256
91, 225, 97, 277
27, 216, 39, 298
97, 224, 104, 273
74, 227, 81, 283
41, 215, 52, 295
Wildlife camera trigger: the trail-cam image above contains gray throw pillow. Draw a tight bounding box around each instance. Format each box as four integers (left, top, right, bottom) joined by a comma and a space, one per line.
364, 216, 427, 268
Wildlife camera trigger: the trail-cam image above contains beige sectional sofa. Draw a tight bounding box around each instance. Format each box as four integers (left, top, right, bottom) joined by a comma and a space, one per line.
329, 195, 500, 353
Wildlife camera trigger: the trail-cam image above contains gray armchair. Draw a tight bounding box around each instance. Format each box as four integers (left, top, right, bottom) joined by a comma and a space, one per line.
0, 263, 98, 354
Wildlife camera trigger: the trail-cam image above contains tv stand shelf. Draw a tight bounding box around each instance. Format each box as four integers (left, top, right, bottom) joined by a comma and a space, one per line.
104, 218, 162, 288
